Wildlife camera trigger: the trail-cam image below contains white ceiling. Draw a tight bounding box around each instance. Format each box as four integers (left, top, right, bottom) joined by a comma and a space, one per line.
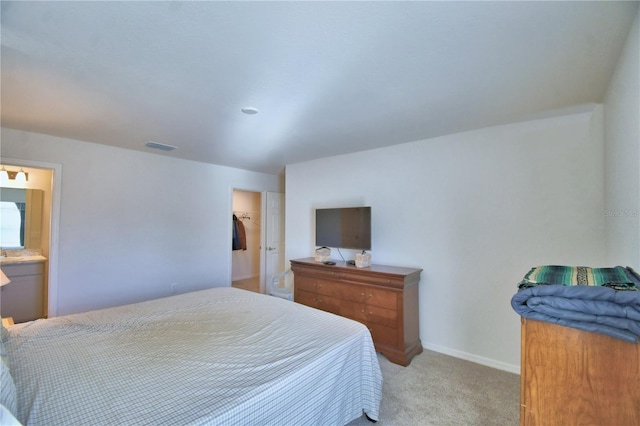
1, 1, 638, 175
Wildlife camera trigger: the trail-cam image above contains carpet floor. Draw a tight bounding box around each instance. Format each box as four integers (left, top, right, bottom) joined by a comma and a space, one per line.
347, 349, 520, 426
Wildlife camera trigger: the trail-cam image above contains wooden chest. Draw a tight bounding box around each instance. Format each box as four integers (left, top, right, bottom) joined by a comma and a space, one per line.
520, 318, 640, 425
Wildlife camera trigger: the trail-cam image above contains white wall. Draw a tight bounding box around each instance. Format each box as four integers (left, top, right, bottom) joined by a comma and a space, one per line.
1, 128, 281, 316
604, 9, 640, 268
285, 110, 606, 372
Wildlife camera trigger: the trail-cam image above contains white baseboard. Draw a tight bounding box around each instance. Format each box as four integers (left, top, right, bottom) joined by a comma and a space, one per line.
423, 342, 520, 375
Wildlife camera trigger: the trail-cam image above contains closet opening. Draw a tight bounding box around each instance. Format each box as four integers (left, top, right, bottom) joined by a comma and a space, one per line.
231, 190, 262, 293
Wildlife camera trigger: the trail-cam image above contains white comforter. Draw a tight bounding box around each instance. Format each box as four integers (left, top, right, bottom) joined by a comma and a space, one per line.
5, 287, 382, 425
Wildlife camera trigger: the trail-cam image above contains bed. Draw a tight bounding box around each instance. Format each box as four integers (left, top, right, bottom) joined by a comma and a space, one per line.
0, 287, 382, 425
511, 265, 640, 425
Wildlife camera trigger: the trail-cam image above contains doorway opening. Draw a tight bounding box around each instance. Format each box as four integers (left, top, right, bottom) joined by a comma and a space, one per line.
0, 161, 58, 322
231, 190, 262, 293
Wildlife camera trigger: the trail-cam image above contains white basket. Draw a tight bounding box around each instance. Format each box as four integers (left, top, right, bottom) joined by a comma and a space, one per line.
355, 252, 371, 268
314, 247, 331, 262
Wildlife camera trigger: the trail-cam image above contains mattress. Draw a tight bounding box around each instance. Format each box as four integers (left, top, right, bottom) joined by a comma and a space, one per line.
4, 287, 382, 425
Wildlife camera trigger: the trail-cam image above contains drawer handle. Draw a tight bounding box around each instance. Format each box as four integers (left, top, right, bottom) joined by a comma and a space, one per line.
314, 297, 323, 303
313, 282, 322, 289
361, 292, 373, 300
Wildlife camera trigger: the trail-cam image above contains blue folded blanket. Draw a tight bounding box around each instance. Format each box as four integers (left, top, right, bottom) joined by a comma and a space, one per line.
511, 266, 640, 343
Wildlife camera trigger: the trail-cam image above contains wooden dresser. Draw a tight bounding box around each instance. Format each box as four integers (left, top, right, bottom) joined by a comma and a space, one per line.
290, 257, 422, 366
520, 318, 640, 425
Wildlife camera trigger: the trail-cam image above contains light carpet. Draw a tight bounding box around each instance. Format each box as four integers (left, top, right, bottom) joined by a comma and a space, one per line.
347, 349, 520, 426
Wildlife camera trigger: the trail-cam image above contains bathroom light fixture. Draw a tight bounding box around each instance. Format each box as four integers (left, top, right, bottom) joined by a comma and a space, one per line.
0, 166, 29, 182
15, 169, 27, 183
241, 107, 259, 115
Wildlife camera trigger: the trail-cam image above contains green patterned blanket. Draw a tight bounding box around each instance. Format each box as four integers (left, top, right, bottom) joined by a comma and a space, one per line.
518, 265, 639, 291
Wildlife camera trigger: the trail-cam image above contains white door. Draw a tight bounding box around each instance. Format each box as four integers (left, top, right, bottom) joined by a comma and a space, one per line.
264, 192, 284, 292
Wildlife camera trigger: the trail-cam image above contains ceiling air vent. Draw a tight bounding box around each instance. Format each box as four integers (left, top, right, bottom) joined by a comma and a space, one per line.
145, 141, 178, 151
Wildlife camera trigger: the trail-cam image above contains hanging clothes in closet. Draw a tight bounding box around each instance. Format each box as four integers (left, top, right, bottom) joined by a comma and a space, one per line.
232, 214, 247, 251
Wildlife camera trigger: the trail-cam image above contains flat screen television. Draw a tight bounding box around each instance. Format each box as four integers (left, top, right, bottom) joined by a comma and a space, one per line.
315, 206, 371, 251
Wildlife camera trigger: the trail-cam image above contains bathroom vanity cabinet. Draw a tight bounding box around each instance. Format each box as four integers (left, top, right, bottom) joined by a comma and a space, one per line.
1, 260, 46, 323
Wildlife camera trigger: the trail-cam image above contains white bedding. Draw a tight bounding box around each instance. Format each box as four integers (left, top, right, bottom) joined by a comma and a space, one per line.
4, 287, 382, 425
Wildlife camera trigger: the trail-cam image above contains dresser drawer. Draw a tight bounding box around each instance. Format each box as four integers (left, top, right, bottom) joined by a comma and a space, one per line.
294, 276, 314, 292
339, 285, 397, 311
292, 266, 341, 281
297, 276, 398, 311
366, 322, 398, 348
339, 271, 402, 287
341, 302, 397, 328
295, 276, 336, 296
295, 289, 342, 316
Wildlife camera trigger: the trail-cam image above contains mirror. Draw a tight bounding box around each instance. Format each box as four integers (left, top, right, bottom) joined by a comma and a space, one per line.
0, 188, 44, 249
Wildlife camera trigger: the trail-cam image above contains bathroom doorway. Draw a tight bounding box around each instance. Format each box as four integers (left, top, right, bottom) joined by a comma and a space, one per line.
0, 162, 56, 321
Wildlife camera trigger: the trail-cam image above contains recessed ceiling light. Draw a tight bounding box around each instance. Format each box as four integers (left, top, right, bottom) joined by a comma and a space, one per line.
241, 107, 259, 115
